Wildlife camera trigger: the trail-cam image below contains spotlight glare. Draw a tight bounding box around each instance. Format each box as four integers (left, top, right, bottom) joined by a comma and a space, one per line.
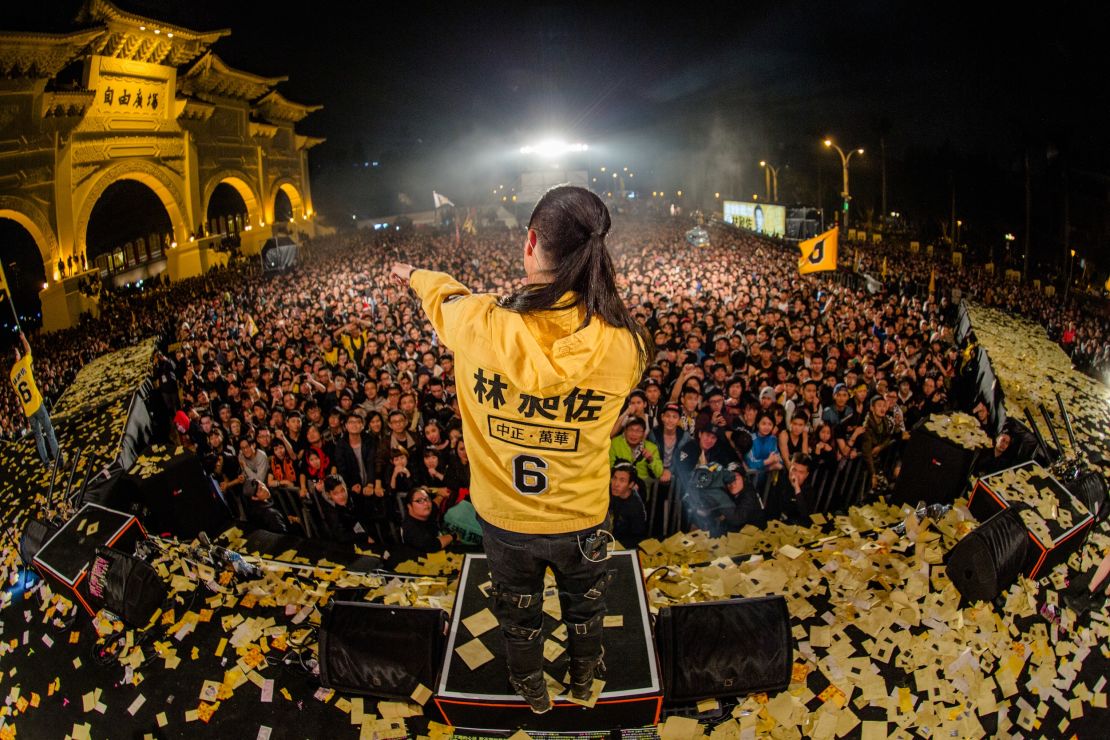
520, 139, 588, 158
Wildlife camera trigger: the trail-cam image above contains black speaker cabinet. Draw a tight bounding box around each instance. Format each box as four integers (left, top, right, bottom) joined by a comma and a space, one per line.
655, 595, 792, 703
89, 546, 167, 627
127, 450, 229, 538
1067, 471, 1108, 523
319, 599, 448, 700
31, 503, 146, 616
945, 506, 1029, 603
893, 426, 979, 506
19, 518, 58, 567
968, 461, 1095, 580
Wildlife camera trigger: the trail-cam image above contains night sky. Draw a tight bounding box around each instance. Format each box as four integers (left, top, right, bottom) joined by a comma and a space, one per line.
3, 1, 1110, 318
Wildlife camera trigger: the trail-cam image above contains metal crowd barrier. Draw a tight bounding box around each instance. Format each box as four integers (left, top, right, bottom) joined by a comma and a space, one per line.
651, 449, 898, 538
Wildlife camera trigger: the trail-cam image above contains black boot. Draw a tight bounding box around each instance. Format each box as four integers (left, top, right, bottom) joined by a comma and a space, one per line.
501, 620, 548, 713
509, 671, 551, 714
567, 613, 605, 701
569, 645, 605, 701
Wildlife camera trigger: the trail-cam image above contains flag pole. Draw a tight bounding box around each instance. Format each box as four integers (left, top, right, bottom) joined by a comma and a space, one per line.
0, 262, 22, 336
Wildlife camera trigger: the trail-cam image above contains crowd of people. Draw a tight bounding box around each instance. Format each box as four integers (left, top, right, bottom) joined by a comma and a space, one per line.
2, 211, 1104, 554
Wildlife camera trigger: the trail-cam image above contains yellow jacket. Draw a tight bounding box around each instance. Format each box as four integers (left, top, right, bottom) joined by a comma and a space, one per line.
10, 351, 43, 417
410, 269, 641, 534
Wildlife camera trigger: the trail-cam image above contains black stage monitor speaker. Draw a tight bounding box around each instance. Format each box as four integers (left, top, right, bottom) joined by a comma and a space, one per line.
32, 503, 146, 616
88, 546, 167, 627
319, 599, 448, 700
893, 427, 979, 506
946, 506, 1028, 604
19, 518, 58, 567
81, 470, 139, 510
655, 595, 792, 703
128, 451, 229, 539
1067, 472, 1108, 524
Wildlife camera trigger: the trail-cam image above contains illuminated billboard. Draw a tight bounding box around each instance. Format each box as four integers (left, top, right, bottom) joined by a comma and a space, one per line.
722, 201, 786, 237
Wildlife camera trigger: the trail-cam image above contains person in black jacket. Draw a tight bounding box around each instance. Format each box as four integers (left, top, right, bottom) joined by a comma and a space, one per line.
443, 438, 471, 497
608, 463, 647, 546
333, 412, 389, 543
672, 424, 740, 497
764, 453, 815, 525
318, 474, 371, 546
401, 487, 455, 553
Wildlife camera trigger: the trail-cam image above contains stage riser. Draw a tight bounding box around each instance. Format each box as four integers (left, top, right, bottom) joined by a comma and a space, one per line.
436, 551, 661, 731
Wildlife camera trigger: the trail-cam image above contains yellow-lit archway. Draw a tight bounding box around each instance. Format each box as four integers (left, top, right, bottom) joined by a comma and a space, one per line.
76, 160, 188, 259
268, 180, 305, 224
1, 3, 323, 332
0, 196, 60, 276
202, 172, 262, 229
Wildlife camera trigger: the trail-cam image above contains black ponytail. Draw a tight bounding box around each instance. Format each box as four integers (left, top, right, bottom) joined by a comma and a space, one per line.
500, 185, 651, 375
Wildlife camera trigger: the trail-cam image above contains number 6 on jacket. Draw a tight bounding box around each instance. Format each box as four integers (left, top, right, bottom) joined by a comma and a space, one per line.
512, 454, 548, 495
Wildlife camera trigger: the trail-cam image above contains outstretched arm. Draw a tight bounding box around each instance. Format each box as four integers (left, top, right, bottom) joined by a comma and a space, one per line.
392, 262, 491, 351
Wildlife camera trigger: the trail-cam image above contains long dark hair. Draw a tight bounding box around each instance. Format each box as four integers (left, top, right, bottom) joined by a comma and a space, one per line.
500, 185, 651, 373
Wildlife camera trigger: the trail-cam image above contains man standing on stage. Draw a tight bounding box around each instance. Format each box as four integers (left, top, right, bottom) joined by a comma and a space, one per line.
10, 331, 59, 468
392, 186, 650, 713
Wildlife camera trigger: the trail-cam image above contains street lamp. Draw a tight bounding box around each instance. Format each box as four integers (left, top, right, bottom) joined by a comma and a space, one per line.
823, 138, 865, 230
759, 160, 779, 202
1066, 248, 1077, 302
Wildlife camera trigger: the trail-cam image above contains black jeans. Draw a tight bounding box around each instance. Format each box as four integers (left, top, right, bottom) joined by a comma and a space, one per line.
479, 519, 613, 682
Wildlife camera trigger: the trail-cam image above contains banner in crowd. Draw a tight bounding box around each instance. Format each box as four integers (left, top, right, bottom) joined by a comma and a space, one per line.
0, 260, 9, 299
797, 227, 838, 274
722, 201, 786, 237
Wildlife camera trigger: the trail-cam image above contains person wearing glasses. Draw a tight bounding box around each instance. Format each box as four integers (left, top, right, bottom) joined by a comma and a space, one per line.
400, 486, 454, 553
392, 186, 650, 713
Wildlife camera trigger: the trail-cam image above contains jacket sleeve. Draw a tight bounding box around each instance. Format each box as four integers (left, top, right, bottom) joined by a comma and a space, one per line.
409, 270, 493, 352
646, 441, 664, 479
333, 444, 356, 488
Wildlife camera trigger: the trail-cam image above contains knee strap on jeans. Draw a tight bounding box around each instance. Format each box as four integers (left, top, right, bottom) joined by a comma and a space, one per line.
583, 569, 615, 600
568, 612, 604, 636
503, 622, 542, 641
490, 583, 544, 610
561, 569, 615, 626
490, 583, 544, 642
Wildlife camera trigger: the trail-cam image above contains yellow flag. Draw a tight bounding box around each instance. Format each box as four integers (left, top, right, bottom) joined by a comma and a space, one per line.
246, 313, 259, 337
798, 227, 838, 275
0, 260, 9, 298
881, 256, 888, 280
928, 268, 936, 294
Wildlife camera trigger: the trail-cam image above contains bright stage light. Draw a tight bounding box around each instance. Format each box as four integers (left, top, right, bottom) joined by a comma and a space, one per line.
519, 139, 589, 158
